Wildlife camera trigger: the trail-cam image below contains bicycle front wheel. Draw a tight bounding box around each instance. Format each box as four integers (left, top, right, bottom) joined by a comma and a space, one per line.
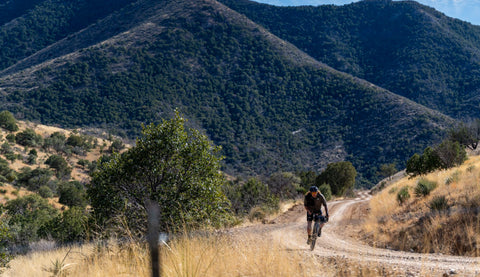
310, 222, 319, 251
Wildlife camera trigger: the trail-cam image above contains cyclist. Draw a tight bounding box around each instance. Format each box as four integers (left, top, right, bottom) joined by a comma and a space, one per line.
304, 185, 329, 244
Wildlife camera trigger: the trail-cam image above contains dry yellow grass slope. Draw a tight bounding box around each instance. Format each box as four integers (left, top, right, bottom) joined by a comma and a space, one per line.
3, 232, 394, 277
364, 155, 480, 256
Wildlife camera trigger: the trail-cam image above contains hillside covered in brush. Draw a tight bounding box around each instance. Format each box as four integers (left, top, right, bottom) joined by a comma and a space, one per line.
0, 0, 464, 185
220, 0, 480, 119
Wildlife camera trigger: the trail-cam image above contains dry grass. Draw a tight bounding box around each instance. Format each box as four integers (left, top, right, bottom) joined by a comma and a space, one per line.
3, 232, 396, 277
364, 155, 480, 256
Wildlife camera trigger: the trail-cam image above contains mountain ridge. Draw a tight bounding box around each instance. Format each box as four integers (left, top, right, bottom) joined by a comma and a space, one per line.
0, 0, 461, 185
219, 0, 480, 119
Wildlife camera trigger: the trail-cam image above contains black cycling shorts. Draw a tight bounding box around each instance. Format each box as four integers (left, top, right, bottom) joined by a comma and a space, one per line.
307, 213, 326, 222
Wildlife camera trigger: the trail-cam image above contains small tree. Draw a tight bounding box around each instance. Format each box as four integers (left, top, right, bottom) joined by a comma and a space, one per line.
266, 172, 300, 199
45, 154, 71, 179
43, 132, 67, 153
108, 139, 125, 153
15, 129, 43, 147
0, 111, 18, 132
26, 149, 38, 165
406, 153, 422, 177
318, 183, 332, 201
239, 177, 278, 214
87, 111, 232, 234
5, 134, 15, 143
66, 134, 85, 147
406, 147, 443, 177
434, 140, 467, 169
448, 120, 480, 150
44, 207, 88, 243
5, 194, 58, 246
296, 170, 317, 191
58, 181, 87, 208
315, 161, 357, 196
16, 167, 53, 191
0, 158, 14, 180
377, 163, 397, 180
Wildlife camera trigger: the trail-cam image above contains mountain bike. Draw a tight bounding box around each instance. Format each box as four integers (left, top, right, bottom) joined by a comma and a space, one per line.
310, 213, 328, 251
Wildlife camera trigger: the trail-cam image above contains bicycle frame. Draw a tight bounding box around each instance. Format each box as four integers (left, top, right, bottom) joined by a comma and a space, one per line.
309, 214, 323, 251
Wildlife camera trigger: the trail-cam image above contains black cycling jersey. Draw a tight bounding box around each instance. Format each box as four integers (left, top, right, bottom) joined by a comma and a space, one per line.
304, 191, 327, 214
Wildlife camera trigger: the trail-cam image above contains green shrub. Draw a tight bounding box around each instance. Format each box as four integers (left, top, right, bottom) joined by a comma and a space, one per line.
58, 181, 87, 208
16, 167, 53, 190
429, 195, 449, 211
43, 132, 67, 153
38, 185, 53, 198
396, 186, 410, 205
77, 159, 90, 168
45, 154, 71, 179
4, 153, 17, 162
315, 161, 357, 196
5, 134, 15, 143
26, 153, 37, 165
0, 142, 12, 155
318, 183, 332, 201
239, 178, 279, 215
266, 171, 301, 200
0, 110, 18, 132
5, 194, 58, 246
5, 171, 16, 183
414, 179, 437, 197
16, 128, 43, 147
40, 207, 88, 243
445, 171, 460, 185
107, 139, 125, 153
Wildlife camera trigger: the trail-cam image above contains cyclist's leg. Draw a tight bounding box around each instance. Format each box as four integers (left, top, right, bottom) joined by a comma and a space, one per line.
306, 213, 314, 235
306, 213, 313, 243
318, 216, 327, 236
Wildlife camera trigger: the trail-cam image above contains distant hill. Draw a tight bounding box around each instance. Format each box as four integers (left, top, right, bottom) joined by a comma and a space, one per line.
219, 0, 480, 119
0, 0, 460, 186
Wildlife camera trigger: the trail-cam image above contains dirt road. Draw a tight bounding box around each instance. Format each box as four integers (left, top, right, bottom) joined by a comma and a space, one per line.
234, 192, 480, 276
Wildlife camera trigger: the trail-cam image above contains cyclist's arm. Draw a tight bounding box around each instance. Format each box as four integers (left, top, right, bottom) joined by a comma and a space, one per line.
320, 194, 329, 217
304, 194, 313, 214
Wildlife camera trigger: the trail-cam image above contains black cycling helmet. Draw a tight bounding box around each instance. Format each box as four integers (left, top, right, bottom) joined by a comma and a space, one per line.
309, 186, 319, 192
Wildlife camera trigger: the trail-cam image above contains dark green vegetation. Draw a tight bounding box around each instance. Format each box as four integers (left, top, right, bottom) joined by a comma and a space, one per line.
0, 110, 360, 265
315, 161, 357, 196
88, 111, 232, 234
414, 178, 437, 197
0, 0, 462, 187
0, 111, 18, 132
0, 0, 134, 71
406, 139, 467, 177
219, 0, 480, 119
0, 114, 100, 263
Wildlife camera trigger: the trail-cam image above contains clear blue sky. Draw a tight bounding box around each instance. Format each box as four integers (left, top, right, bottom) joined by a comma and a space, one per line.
252, 0, 480, 26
